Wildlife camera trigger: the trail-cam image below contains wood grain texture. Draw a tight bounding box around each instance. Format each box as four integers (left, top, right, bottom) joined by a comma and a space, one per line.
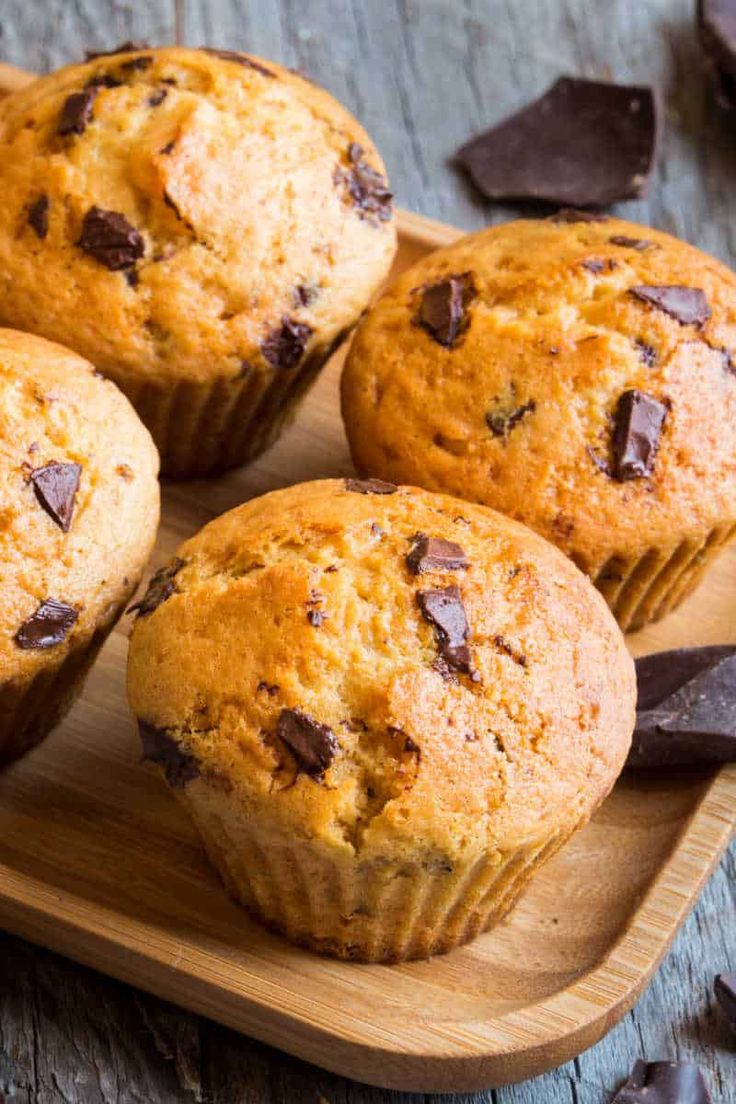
0, 1, 734, 1101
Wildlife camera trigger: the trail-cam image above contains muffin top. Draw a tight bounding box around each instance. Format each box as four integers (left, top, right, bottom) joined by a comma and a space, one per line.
0, 45, 396, 386
0, 328, 159, 681
127, 479, 634, 865
341, 215, 736, 567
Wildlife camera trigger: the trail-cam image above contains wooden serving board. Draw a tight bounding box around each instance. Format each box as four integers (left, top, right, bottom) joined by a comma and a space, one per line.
0, 61, 734, 1096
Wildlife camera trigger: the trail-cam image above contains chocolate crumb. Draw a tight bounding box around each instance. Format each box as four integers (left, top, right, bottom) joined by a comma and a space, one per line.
415, 273, 476, 348
30, 461, 81, 532
586, 445, 611, 475
85, 42, 145, 60
486, 398, 536, 438
148, 88, 168, 107
139, 721, 200, 788
432, 656, 458, 683
609, 234, 654, 250
292, 282, 320, 307
493, 634, 527, 667
77, 206, 145, 271
121, 56, 153, 72
403, 735, 420, 754
580, 257, 615, 274
160, 139, 176, 155
417, 585, 474, 677
261, 317, 313, 370
551, 208, 609, 223
58, 88, 98, 136
344, 478, 397, 495
611, 389, 667, 481
629, 285, 711, 327
334, 142, 392, 224
276, 708, 338, 778
128, 558, 185, 617
406, 535, 468, 575
27, 195, 50, 239
257, 681, 280, 697
15, 598, 78, 649
634, 338, 657, 367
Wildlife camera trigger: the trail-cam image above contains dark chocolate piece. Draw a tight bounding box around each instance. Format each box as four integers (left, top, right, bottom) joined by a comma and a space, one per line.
629, 285, 711, 327
699, 0, 736, 110
58, 88, 98, 136
715, 972, 736, 1032
293, 282, 320, 307
630, 646, 736, 767
551, 208, 608, 223
139, 721, 200, 788
128, 559, 185, 617
406, 535, 468, 575
611, 389, 667, 481
30, 461, 82, 532
486, 399, 536, 438
612, 1059, 712, 1103
580, 257, 615, 274
344, 478, 397, 495
15, 598, 78, 649
417, 585, 473, 676
415, 273, 476, 348
85, 42, 144, 60
85, 72, 123, 90
634, 339, 657, 367
27, 195, 50, 239
276, 708, 338, 778
77, 206, 145, 270
148, 88, 168, 107
121, 56, 153, 72
335, 142, 392, 224
610, 234, 654, 250
456, 77, 659, 207
261, 317, 313, 370
307, 608, 326, 627
201, 47, 276, 79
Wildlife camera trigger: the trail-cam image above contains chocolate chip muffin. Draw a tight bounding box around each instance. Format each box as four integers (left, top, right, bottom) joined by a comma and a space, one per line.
0, 45, 396, 477
127, 478, 634, 962
341, 214, 736, 632
0, 328, 159, 767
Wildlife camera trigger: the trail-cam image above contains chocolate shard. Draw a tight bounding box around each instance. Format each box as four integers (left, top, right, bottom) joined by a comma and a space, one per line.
407, 535, 468, 575
629, 285, 711, 327
261, 317, 313, 370
486, 399, 536, 438
129, 559, 185, 617
610, 234, 654, 250
612, 1059, 712, 1103
15, 598, 78, 650
611, 389, 667, 482
200, 47, 276, 79
344, 478, 397, 495
30, 461, 82, 532
699, 0, 736, 110
276, 708, 338, 778
456, 77, 659, 207
415, 273, 476, 348
715, 973, 736, 1033
77, 206, 145, 270
139, 721, 200, 788
27, 195, 50, 239
629, 646, 736, 768
417, 585, 474, 676
58, 88, 98, 136
335, 142, 392, 224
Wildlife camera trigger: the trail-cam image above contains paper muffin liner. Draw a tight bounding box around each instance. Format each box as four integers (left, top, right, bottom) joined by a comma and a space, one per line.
582, 521, 736, 634
118, 332, 348, 479
0, 598, 129, 770
178, 791, 572, 962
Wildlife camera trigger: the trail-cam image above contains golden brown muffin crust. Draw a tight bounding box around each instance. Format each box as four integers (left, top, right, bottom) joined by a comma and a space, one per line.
341, 216, 736, 568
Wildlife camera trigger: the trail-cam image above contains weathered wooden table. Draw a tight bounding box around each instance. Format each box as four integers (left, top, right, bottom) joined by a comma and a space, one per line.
0, 1, 734, 1100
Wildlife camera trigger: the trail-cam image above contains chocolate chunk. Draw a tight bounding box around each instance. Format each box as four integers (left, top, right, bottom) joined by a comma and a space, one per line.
417, 585, 474, 676
611, 1059, 712, 1103
611, 389, 667, 481
30, 461, 82, 532
344, 478, 397, 495
486, 399, 536, 438
85, 42, 145, 60
261, 317, 313, 370
551, 208, 609, 223
634, 338, 657, 367
15, 598, 78, 649
610, 234, 654, 250
85, 72, 122, 90
276, 708, 338, 778
292, 282, 320, 307
148, 88, 168, 107
58, 88, 98, 136
580, 257, 615, 274
139, 721, 200, 788
493, 634, 527, 667
77, 207, 145, 270
121, 56, 153, 72
129, 558, 185, 617
307, 609, 326, 627
201, 47, 276, 79
715, 973, 736, 1032
415, 273, 476, 348
27, 195, 49, 239
629, 646, 736, 767
456, 77, 659, 207
335, 143, 392, 224
629, 285, 711, 327
699, 0, 736, 109
407, 535, 468, 575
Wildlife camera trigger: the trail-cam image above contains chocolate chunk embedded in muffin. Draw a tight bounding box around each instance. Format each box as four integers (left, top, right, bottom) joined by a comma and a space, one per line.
0, 46, 396, 476
342, 216, 736, 631
127, 478, 634, 962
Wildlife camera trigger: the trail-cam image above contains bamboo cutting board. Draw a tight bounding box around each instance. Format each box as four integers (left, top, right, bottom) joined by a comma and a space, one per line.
0, 61, 734, 1096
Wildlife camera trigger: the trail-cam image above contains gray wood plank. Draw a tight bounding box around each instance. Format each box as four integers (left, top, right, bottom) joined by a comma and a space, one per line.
0, 0, 735, 1101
